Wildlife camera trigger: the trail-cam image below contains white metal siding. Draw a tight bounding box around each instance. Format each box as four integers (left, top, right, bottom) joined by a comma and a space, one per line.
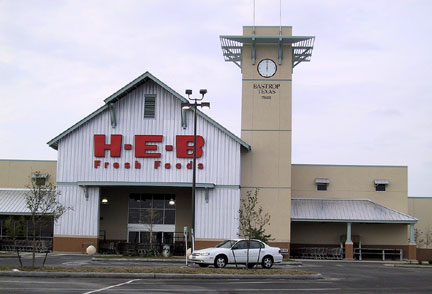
56, 80, 241, 186
54, 185, 100, 237
195, 188, 240, 239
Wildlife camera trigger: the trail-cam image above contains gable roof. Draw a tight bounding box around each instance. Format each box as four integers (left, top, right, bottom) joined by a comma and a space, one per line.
291, 198, 417, 224
47, 71, 250, 150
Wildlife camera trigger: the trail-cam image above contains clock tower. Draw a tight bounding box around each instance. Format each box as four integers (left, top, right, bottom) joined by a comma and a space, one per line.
220, 26, 314, 250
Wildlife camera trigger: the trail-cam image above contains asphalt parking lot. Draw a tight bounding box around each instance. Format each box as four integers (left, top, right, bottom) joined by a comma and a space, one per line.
0, 254, 431, 293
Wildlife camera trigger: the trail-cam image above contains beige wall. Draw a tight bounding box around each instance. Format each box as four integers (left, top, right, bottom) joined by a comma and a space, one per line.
292, 222, 408, 246
292, 164, 408, 213
409, 197, 432, 248
99, 186, 192, 241
0, 159, 57, 188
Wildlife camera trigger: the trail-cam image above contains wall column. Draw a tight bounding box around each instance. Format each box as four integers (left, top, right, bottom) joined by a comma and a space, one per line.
345, 222, 354, 259
408, 223, 417, 261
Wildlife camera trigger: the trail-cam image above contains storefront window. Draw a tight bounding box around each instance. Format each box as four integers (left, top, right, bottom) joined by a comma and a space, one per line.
127, 231, 174, 244
128, 193, 176, 225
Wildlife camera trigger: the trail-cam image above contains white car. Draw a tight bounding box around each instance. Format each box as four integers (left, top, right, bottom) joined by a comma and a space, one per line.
188, 239, 283, 269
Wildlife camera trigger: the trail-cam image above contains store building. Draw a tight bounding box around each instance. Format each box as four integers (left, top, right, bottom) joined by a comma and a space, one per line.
46, 72, 250, 252
2, 26, 431, 260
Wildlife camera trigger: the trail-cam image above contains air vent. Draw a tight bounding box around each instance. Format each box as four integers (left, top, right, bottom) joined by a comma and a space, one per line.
144, 94, 156, 118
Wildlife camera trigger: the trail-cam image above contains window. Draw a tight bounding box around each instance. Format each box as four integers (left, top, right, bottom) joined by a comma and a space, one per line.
32, 173, 48, 186
375, 184, 386, 192
250, 240, 264, 249
128, 231, 173, 244
144, 94, 156, 118
317, 183, 327, 191
374, 179, 389, 192
128, 193, 175, 225
315, 178, 329, 191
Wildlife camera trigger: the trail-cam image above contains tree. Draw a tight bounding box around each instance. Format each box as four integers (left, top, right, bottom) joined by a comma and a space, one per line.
414, 228, 425, 248
25, 171, 70, 267
140, 206, 160, 247
425, 227, 432, 248
238, 188, 271, 268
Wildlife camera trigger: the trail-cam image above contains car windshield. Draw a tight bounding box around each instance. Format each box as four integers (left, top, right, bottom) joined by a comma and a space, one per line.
215, 240, 237, 248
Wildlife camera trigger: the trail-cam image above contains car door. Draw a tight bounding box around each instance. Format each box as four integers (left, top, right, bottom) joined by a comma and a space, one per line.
248, 240, 264, 264
231, 240, 248, 263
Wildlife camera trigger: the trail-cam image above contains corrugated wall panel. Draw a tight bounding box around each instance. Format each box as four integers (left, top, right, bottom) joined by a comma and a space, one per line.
54, 185, 100, 237
56, 80, 241, 186
195, 188, 240, 239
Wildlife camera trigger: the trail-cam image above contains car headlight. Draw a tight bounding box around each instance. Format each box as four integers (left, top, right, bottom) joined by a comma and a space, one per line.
198, 252, 210, 256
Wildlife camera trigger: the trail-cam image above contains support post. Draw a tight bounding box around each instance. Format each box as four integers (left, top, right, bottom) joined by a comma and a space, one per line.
408, 223, 417, 261
345, 222, 354, 259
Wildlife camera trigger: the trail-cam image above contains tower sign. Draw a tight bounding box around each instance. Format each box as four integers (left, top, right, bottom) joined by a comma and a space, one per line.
220, 26, 314, 248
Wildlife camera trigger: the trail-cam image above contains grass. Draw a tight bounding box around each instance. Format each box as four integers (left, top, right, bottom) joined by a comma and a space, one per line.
0, 265, 315, 275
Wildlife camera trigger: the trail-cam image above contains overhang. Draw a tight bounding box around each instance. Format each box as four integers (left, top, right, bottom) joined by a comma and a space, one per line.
72, 181, 216, 189
0, 189, 31, 215
220, 35, 314, 68
291, 198, 417, 224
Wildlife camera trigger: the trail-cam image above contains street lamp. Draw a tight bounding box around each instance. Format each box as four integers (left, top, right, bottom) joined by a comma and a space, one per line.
181, 89, 210, 252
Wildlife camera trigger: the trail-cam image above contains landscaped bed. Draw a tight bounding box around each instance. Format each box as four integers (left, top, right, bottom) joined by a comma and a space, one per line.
0, 266, 314, 275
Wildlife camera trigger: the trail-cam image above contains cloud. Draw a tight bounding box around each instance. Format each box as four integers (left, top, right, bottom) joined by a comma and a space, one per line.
1, 0, 431, 197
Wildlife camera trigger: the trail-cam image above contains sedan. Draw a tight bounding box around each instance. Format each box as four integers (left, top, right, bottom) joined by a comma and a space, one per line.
188, 239, 283, 268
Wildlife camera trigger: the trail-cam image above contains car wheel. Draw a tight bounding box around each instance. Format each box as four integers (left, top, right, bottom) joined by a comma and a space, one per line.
198, 264, 209, 268
247, 263, 256, 269
261, 256, 273, 269
214, 255, 227, 268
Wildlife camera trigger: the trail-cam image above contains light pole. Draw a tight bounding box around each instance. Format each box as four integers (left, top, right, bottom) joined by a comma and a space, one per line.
181, 89, 210, 252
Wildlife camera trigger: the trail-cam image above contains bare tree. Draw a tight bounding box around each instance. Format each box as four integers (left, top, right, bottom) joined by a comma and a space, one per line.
238, 188, 271, 268
414, 228, 425, 248
424, 226, 432, 248
140, 206, 160, 247
25, 171, 70, 267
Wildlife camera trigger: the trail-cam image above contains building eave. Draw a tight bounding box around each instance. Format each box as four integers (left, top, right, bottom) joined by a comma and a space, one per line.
47, 71, 251, 151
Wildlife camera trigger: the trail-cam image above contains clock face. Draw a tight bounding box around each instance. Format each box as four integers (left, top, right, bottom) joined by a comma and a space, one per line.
257, 59, 277, 78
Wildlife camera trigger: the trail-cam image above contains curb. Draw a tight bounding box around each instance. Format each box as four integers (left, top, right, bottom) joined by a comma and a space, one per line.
91, 258, 302, 266
384, 264, 432, 268
0, 271, 322, 279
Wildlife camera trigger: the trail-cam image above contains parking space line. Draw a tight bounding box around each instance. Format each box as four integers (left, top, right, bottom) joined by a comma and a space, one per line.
82, 279, 141, 294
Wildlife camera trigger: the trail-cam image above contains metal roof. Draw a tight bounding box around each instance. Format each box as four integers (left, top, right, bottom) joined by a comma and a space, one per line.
291, 198, 417, 224
0, 189, 31, 215
47, 71, 251, 151
220, 35, 314, 69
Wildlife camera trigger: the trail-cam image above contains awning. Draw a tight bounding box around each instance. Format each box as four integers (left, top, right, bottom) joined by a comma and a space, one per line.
291, 198, 417, 224
374, 179, 389, 185
0, 189, 31, 215
315, 178, 330, 184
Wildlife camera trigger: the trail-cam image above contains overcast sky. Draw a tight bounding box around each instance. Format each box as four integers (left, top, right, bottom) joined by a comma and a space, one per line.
1, 0, 431, 197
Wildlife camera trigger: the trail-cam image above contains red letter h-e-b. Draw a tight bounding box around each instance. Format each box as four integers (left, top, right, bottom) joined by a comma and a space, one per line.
94, 134, 122, 157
